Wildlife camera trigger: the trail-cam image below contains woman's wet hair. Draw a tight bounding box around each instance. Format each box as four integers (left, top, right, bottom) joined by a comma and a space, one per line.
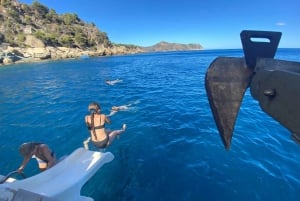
88, 102, 101, 114
19, 142, 40, 156
88, 102, 101, 140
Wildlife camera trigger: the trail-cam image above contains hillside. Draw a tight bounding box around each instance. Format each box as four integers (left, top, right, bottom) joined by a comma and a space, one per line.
143, 41, 203, 52
0, 0, 112, 49
0, 0, 143, 64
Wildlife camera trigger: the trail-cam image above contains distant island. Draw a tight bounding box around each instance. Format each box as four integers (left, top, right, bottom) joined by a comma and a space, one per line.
142, 41, 203, 52
0, 0, 203, 65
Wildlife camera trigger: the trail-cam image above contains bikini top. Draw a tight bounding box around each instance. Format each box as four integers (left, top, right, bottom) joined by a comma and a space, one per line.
94, 124, 105, 129
87, 114, 105, 130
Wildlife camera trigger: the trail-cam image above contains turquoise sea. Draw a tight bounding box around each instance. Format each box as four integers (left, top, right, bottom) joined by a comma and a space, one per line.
1, 49, 300, 201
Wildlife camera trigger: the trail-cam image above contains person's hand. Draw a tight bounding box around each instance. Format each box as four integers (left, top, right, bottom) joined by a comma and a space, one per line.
16, 167, 24, 173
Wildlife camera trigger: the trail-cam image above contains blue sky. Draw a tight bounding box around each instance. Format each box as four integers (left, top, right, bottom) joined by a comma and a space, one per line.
19, 0, 299, 49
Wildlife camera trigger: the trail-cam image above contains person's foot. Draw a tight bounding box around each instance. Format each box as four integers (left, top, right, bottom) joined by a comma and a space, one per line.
83, 141, 89, 150
83, 137, 90, 150
122, 124, 127, 131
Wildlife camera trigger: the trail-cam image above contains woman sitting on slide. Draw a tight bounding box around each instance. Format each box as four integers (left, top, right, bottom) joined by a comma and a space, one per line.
84, 102, 126, 149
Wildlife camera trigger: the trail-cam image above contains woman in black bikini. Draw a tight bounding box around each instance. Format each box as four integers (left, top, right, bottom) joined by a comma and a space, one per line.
17, 142, 57, 172
84, 102, 126, 149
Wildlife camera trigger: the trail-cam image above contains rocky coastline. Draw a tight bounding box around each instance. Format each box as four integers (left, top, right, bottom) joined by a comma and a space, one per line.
0, 40, 204, 66
0, 44, 144, 66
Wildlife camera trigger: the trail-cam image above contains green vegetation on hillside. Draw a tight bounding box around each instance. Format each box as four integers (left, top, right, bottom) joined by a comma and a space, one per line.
0, 0, 111, 49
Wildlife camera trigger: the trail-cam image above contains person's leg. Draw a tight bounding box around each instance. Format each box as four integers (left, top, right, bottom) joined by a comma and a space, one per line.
36, 159, 47, 171
106, 124, 126, 146
83, 137, 91, 150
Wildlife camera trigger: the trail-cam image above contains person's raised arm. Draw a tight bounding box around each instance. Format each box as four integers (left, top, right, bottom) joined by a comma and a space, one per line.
85, 115, 91, 129
105, 115, 111, 124
107, 110, 117, 117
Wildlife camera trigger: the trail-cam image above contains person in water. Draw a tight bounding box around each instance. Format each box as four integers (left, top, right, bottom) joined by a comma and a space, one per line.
17, 142, 57, 172
84, 102, 126, 149
105, 79, 123, 86
107, 100, 140, 117
107, 104, 131, 117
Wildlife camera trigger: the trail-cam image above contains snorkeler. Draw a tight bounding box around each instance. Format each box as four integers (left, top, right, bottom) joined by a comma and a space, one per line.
84, 102, 126, 149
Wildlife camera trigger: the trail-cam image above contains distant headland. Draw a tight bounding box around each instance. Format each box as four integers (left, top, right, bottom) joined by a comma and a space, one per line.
142, 41, 203, 52
0, 1, 203, 66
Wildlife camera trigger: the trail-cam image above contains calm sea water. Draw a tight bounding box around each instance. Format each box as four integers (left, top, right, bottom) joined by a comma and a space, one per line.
1, 49, 300, 201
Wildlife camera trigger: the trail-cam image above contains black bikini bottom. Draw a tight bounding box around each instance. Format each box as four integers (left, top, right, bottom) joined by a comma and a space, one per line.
92, 137, 109, 148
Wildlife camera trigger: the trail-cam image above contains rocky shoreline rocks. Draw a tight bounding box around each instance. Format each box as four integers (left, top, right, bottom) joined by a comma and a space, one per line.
0, 36, 203, 66
0, 45, 144, 66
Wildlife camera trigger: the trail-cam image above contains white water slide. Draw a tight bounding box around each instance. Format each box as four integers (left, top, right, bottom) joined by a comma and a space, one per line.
0, 148, 114, 201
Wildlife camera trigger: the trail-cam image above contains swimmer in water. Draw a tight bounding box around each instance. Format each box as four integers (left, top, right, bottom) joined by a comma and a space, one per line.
107, 100, 140, 117
105, 79, 123, 85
